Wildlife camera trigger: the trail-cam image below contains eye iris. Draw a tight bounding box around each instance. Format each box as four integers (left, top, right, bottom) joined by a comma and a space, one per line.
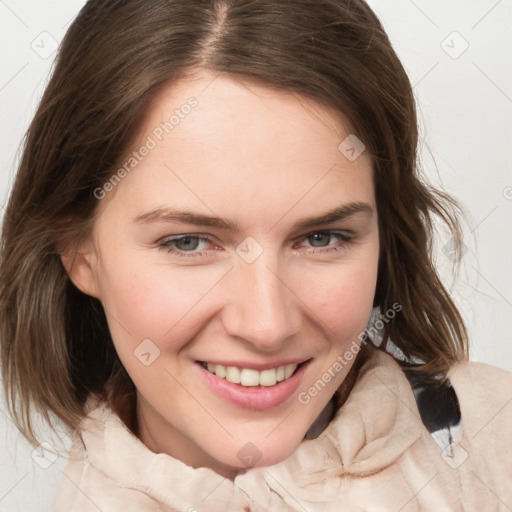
175, 236, 200, 251
308, 232, 330, 247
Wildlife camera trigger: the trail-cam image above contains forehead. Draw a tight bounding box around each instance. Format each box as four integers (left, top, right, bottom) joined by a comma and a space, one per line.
139, 71, 354, 159
99, 70, 375, 226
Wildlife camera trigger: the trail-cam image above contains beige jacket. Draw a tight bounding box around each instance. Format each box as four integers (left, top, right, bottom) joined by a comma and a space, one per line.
51, 348, 512, 511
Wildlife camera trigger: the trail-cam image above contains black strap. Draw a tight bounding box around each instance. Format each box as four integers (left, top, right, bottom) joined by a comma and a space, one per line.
404, 369, 462, 454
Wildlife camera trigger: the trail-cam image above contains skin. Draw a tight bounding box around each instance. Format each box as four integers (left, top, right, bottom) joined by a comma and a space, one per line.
63, 70, 380, 479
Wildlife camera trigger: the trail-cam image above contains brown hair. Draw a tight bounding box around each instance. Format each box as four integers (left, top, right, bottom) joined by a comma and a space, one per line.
0, 0, 467, 442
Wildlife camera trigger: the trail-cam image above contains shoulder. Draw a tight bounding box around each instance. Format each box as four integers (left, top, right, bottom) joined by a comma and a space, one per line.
448, 359, 512, 426
448, 360, 512, 467
449, 358, 512, 384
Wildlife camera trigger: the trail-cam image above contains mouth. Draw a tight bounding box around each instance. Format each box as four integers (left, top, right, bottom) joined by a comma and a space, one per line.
197, 360, 307, 387
195, 358, 312, 410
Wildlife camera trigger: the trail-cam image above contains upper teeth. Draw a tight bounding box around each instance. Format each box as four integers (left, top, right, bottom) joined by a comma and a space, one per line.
206, 362, 298, 387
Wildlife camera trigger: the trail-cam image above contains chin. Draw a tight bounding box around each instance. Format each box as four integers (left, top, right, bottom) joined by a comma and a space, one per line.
212, 432, 304, 473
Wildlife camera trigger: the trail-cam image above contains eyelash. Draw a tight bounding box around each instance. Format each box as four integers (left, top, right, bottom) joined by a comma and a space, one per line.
157, 230, 355, 258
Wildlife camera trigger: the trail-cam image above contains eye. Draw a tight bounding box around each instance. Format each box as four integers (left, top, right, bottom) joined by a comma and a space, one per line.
296, 230, 354, 252
158, 234, 214, 256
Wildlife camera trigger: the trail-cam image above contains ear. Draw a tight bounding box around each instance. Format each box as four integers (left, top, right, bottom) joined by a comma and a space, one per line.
60, 239, 101, 299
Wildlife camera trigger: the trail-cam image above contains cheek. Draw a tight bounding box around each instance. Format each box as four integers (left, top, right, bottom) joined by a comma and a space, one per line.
94, 244, 221, 362
298, 258, 378, 341
99, 264, 216, 338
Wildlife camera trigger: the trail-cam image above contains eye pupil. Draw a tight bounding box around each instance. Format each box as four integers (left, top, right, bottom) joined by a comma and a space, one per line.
308, 232, 330, 247
176, 236, 200, 251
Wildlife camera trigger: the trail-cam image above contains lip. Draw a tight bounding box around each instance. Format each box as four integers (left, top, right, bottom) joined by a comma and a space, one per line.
195, 359, 311, 410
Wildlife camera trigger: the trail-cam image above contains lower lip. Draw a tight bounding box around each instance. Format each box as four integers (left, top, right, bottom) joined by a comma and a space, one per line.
196, 360, 311, 410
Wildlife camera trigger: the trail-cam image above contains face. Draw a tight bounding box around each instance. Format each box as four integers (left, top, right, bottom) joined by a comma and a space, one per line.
67, 70, 379, 478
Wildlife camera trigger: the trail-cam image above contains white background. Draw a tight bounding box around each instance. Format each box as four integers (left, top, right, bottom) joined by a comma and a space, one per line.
0, 0, 511, 509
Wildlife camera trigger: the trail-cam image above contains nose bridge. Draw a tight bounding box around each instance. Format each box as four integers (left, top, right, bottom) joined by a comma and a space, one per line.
224, 250, 300, 349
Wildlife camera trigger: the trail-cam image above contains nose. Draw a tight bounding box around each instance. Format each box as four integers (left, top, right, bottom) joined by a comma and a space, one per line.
221, 255, 302, 352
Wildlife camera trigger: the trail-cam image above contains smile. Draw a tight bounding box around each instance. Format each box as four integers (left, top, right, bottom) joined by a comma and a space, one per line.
196, 359, 312, 410
200, 361, 299, 387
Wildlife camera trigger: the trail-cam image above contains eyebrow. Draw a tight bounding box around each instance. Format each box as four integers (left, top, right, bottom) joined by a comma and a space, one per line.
133, 201, 373, 232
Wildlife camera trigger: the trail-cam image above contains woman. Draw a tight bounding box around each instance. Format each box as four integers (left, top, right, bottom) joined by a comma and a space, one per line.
1, 0, 510, 510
